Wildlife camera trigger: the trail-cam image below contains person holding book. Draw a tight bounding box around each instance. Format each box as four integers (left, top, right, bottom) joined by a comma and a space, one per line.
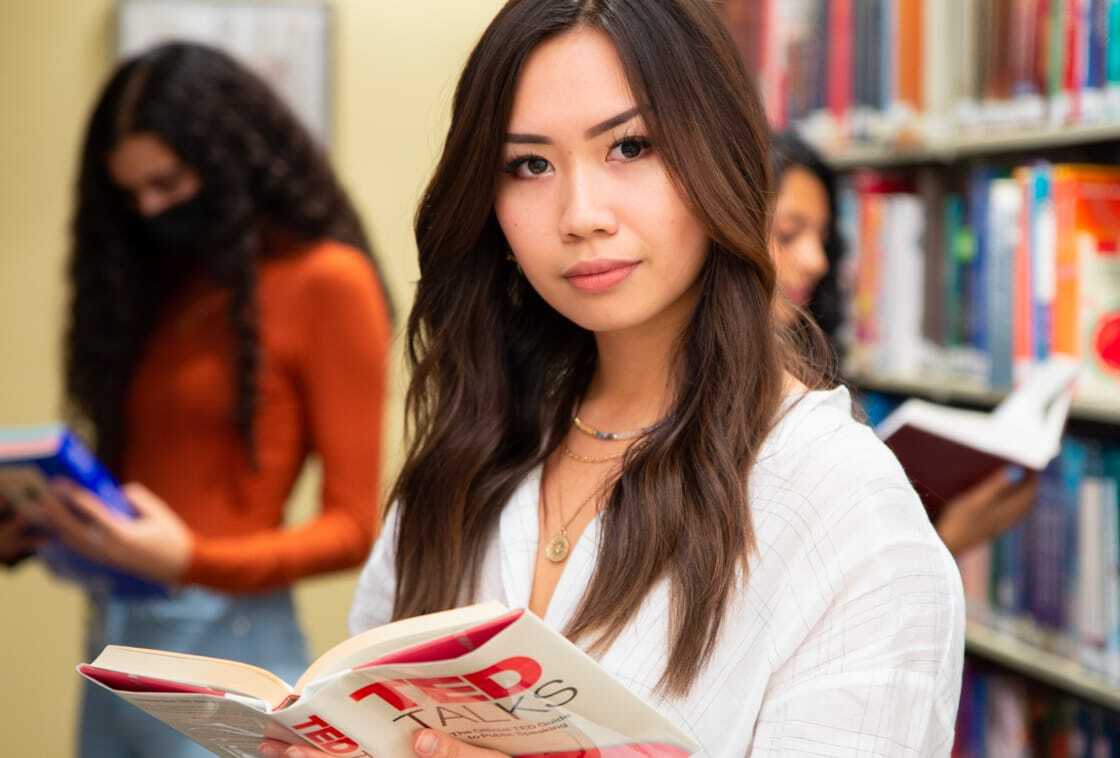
262, 1, 963, 756
0, 505, 43, 567
35, 42, 392, 758
769, 129, 1042, 557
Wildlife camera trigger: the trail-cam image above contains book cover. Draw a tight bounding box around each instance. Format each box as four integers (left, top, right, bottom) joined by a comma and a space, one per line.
1030, 163, 1056, 363
1109, 0, 1120, 96
1050, 165, 1120, 362
987, 178, 1022, 390
0, 425, 165, 598
1012, 168, 1035, 382
77, 603, 699, 758
1060, 438, 1088, 650
919, 170, 946, 346
875, 357, 1078, 514
1029, 458, 1070, 630
827, 0, 853, 123
943, 194, 972, 347
1075, 232, 1120, 401
968, 167, 998, 353
897, 0, 924, 115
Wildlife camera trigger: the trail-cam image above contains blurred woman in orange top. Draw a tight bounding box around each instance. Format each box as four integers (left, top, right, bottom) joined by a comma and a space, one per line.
36, 42, 391, 758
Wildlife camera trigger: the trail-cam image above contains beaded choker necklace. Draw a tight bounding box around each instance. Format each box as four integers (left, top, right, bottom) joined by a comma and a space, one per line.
570, 413, 661, 442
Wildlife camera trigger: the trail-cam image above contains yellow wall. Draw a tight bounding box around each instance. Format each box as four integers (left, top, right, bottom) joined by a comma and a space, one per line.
0, 1, 503, 754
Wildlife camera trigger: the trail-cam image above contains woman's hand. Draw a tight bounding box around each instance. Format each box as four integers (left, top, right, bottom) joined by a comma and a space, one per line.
39, 480, 192, 584
935, 466, 1040, 556
0, 507, 45, 566
258, 730, 511, 758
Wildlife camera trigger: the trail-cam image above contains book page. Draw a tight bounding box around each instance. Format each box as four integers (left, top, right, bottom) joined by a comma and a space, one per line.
90, 646, 294, 707
111, 690, 309, 758
295, 602, 508, 693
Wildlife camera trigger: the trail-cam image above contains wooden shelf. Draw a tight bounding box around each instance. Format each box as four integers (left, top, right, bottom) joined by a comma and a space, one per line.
824, 122, 1120, 170
847, 371, 1120, 425
965, 620, 1120, 711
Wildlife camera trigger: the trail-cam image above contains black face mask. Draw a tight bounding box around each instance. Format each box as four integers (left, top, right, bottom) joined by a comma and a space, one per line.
140, 193, 212, 257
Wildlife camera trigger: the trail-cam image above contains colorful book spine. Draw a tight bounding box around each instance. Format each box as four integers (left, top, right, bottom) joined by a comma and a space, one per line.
1030, 164, 1055, 363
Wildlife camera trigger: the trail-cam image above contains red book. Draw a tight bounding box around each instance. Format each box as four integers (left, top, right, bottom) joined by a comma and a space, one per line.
877, 358, 1078, 516
828, 0, 854, 119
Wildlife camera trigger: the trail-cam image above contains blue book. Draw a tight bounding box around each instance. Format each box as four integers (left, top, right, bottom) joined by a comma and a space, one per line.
1090, 0, 1109, 89
0, 425, 166, 598
1029, 164, 1054, 363
1029, 459, 1069, 631
1060, 438, 1089, 641
967, 168, 995, 353
1110, 0, 1120, 88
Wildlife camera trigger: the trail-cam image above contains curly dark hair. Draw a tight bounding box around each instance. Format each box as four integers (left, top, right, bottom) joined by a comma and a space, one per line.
769, 129, 845, 342
66, 42, 391, 472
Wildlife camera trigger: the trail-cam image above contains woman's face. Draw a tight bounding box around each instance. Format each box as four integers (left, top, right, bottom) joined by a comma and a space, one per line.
772, 166, 830, 324
107, 133, 200, 217
493, 27, 709, 336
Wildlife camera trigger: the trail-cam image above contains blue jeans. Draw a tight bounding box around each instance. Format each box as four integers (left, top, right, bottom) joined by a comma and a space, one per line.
79, 587, 309, 758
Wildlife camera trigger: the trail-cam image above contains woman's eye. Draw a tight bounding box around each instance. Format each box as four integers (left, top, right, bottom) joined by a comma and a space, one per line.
774, 229, 795, 246
608, 137, 651, 161
504, 155, 553, 178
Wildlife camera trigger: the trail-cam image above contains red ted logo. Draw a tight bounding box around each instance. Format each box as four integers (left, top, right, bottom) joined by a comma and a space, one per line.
348, 656, 542, 711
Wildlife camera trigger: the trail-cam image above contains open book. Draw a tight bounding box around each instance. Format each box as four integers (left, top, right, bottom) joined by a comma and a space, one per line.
0, 424, 164, 597
78, 601, 698, 758
875, 357, 1080, 515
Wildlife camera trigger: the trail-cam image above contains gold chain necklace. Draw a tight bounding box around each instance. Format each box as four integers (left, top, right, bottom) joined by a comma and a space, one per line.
541, 463, 604, 563
561, 442, 625, 464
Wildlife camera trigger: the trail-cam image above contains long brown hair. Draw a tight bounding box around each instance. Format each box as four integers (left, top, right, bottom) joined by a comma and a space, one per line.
393, 0, 826, 695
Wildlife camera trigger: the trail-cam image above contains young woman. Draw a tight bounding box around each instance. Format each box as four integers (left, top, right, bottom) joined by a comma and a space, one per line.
263, 1, 963, 756
769, 130, 1041, 557
37, 43, 392, 758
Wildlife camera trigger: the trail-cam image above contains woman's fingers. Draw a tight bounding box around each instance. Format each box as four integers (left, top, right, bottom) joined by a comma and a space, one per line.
0, 512, 44, 562
936, 466, 1041, 555
257, 739, 341, 757
256, 731, 514, 758
39, 479, 120, 557
985, 474, 1041, 533
412, 730, 510, 758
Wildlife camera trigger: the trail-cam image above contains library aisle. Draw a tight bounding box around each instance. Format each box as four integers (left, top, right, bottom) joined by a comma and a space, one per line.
722, 0, 1120, 753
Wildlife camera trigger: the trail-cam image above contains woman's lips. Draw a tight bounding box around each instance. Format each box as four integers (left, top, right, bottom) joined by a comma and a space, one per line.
563, 259, 640, 293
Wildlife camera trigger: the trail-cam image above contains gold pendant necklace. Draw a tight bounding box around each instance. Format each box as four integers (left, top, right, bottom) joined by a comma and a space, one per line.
542, 462, 602, 564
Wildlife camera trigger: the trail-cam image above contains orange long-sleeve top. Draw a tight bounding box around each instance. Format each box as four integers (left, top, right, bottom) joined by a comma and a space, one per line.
121, 239, 391, 592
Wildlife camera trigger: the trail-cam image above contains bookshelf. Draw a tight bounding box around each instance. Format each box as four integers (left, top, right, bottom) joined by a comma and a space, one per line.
965, 620, 1120, 711
722, 0, 1120, 740
847, 370, 1120, 425
824, 122, 1120, 170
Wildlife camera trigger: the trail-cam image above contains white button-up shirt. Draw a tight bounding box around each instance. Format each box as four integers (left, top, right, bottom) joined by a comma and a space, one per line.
350, 388, 965, 756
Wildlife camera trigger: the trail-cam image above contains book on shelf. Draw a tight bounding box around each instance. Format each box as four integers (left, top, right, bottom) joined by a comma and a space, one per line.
955, 432, 1120, 684
731, 0, 1120, 151
78, 601, 698, 758
875, 356, 1079, 515
840, 162, 1120, 406
955, 661, 1120, 755
0, 424, 164, 598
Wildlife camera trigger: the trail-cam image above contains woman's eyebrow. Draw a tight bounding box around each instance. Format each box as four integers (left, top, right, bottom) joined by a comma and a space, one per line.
584, 106, 640, 138
505, 106, 643, 145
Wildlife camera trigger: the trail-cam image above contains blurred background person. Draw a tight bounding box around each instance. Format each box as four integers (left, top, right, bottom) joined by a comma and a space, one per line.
33, 41, 392, 758
769, 129, 1040, 557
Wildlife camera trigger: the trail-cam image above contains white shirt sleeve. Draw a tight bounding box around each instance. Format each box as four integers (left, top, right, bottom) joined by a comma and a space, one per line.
347, 502, 401, 636
749, 466, 965, 757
